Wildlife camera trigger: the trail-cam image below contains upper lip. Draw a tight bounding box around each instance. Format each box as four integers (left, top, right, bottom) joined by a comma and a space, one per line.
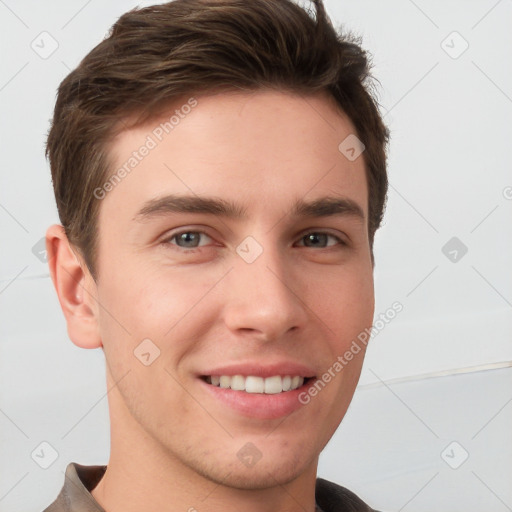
198, 362, 316, 379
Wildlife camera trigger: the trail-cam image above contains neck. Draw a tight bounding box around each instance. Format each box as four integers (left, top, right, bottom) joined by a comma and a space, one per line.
91, 377, 319, 512
92, 439, 319, 512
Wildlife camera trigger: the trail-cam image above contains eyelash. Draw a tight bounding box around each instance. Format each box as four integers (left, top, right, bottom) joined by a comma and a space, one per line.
162, 230, 346, 251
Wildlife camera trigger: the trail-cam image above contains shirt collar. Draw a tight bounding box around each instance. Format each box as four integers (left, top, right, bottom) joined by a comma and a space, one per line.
44, 462, 106, 512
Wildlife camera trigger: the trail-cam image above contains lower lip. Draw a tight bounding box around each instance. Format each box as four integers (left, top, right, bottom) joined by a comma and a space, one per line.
199, 378, 315, 420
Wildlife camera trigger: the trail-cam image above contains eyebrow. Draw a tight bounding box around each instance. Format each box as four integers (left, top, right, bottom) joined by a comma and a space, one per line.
133, 194, 365, 222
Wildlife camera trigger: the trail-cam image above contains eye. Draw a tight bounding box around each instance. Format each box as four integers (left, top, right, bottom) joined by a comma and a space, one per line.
165, 230, 213, 249
297, 232, 344, 248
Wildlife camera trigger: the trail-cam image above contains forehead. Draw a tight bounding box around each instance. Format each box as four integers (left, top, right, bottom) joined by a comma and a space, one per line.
100, 90, 368, 226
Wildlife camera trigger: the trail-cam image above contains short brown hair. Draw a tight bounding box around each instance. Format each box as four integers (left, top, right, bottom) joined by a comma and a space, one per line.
46, 0, 389, 280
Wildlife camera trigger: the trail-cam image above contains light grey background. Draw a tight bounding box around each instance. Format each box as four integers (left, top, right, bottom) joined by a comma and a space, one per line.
1, 1, 511, 511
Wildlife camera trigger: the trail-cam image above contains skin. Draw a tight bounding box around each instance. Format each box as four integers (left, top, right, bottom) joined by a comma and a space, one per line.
46, 89, 375, 512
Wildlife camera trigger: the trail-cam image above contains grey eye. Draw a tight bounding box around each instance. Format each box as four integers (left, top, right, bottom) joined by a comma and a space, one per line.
302, 233, 329, 248
173, 232, 203, 248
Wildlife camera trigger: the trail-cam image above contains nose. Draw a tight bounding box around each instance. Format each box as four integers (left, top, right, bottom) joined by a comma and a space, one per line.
222, 242, 308, 342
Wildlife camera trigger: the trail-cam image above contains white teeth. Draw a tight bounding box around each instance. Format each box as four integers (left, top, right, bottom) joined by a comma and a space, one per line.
219, 375, 231, 388
264, 376, 282, 394
231, 375, 245, 391
206, 375, 307, 393
246, 376, 265, 393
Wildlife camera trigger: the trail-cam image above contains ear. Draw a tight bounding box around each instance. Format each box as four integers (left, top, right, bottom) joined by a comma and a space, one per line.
46, 224, 102, 349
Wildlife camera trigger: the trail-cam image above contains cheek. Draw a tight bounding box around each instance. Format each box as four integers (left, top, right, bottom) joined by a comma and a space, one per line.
305, 263, 374, 343
96, 261, 225, 360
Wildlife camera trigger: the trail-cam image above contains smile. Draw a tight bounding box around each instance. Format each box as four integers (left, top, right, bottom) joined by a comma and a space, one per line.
202, 375, 310, 394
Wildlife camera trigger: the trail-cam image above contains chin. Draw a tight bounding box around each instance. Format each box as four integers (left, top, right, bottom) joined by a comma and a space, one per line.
183, 445, 316, 490
206, 460, 310, 490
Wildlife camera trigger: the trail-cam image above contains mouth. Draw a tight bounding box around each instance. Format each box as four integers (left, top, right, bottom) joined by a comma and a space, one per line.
200, 374, 315, 394
197, 362, 318, 419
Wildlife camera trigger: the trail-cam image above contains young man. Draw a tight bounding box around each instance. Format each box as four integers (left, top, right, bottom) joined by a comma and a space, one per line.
43, 0, 388, 510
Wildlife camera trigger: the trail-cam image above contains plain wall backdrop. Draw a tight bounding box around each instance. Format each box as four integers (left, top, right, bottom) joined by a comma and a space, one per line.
1, 1, 511, 511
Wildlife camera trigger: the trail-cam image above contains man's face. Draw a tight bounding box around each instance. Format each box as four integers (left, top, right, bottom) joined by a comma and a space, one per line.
89, 90, 374, 488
